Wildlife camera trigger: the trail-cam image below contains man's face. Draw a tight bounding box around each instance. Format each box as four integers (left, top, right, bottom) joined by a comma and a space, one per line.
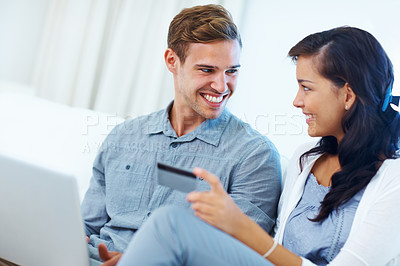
171, 40, 241, 120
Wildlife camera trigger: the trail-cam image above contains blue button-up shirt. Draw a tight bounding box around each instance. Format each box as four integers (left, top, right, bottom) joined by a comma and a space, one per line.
81, 102, 282, 257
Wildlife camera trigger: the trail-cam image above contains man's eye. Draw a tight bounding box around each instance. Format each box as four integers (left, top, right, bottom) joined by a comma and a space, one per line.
201, 68, 213, 73
302, 85, 310, 91
226, 69, 238, 74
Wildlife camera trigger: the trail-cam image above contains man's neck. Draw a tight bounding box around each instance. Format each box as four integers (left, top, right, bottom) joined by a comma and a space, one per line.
169, 106, 205, 137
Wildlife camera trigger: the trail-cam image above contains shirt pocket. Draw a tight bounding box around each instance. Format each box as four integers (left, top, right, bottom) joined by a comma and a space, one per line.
194, 173, 228, 192
106, 162, 151, 214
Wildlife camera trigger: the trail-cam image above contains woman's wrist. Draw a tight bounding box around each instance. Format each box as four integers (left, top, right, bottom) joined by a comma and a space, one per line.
230, 213, 275, 256
228, 210, 250, 238
263, 238, 278, 258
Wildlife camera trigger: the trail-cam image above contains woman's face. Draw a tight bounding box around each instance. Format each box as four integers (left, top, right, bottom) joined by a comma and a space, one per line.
293, 55, 348, 142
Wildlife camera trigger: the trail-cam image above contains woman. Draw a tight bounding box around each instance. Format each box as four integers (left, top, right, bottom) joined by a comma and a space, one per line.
100, 26, 400, 265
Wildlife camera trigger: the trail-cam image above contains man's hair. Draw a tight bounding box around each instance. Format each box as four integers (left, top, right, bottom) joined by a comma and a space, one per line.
167, 4, 242, 63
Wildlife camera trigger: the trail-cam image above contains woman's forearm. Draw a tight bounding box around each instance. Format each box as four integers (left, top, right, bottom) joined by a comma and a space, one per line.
232, 213, 302, 266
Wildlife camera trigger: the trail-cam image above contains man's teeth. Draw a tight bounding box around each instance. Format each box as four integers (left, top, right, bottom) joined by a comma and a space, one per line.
306, 114, 313, 119
204, 94, 223, 103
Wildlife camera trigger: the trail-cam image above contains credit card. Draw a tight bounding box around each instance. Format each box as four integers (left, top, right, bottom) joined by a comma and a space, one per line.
157, 162, 197, 193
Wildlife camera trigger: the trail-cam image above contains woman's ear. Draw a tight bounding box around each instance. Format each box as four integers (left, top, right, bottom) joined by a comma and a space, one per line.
164, 48, 179, 74
344, 83, 356, 110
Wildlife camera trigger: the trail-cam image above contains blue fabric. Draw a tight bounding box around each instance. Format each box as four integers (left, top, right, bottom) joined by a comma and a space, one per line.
81, 102, 282, 259
89, 258, 102, 266
282, 173, 363, 265
118, 206, 274, 266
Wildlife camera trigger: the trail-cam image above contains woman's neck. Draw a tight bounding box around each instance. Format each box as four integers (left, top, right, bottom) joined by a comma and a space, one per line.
311, 153, 341, 187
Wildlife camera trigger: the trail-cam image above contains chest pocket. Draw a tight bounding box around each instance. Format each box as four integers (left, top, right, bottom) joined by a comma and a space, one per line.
105, 162, 151, 214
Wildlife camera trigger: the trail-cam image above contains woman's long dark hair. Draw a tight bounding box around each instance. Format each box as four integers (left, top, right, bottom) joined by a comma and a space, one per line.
289, 26, 400, 222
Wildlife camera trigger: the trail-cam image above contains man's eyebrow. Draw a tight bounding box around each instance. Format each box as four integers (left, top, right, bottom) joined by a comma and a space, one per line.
195, 64, 215, 68
194, 64, 241, 69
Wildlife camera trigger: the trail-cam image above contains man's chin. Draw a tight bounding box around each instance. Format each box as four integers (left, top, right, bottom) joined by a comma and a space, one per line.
202, 110, 224, 120
193, 102, 226, 120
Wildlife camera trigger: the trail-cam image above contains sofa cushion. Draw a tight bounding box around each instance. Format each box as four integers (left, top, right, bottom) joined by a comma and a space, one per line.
0, 82, 124, 200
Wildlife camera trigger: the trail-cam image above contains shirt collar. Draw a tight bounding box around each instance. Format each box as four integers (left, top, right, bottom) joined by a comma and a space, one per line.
146, 101, 231, 147
145, 101, 174, 136
193, 109, 230, 146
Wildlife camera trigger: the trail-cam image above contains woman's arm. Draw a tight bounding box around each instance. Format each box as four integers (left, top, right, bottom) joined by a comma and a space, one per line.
328, 163, 400, 265
187, 167, 302, 266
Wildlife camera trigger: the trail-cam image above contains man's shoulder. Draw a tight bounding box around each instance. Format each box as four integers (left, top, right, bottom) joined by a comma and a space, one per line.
105, 109, 164, 139
120, 109, 164, 128
224, 112, 266, 138
223, 112, 276, 151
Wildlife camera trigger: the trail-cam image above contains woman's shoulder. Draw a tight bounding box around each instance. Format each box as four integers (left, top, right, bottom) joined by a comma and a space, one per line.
289, 141, 319, 163
283, 141, 319, 184
380, 157, 400, 177
371, 157, 400, 189
383, 156, 400, 166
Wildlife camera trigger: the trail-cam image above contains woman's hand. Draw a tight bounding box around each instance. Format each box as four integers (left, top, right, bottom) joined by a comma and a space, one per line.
186, 167, 247, 236
187, 168, 301, 266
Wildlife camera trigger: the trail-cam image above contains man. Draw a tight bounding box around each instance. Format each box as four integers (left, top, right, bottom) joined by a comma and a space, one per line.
81, 4, 281, 264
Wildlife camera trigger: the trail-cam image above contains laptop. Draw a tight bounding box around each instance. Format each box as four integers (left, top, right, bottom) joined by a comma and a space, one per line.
0, 152, 90, 266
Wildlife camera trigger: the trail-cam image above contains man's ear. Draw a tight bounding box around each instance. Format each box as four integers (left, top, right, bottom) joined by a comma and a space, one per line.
164, 48, 179, 74
344, 83, 356, 110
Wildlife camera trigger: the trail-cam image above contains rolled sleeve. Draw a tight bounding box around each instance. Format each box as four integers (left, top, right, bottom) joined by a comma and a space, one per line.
81, 147, 109, 236
230, 139, 282, 233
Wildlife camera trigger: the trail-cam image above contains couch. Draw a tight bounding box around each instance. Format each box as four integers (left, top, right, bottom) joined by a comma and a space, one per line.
0, 80, 124, 200
0, 80, 288, 202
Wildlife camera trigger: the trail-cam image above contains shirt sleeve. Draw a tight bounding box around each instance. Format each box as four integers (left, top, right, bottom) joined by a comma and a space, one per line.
80, 144, 110, 236
229, 139, 282, 234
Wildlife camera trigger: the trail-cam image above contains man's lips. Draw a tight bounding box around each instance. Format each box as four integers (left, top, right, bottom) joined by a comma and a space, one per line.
200, 92, 229, 104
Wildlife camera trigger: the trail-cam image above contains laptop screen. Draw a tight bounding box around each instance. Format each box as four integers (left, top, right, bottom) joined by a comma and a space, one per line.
0, 152, 90, 266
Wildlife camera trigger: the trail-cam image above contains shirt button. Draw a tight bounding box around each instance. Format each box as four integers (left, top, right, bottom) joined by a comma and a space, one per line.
147, 212, 151, 217
125, 165, 131, 170
171, 143, 177, 148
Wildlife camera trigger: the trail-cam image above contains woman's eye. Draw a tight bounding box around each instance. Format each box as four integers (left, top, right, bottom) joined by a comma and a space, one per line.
302, 85, 310, 91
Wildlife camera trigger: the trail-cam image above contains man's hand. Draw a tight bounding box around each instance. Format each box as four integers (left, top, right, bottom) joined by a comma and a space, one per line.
98, 243, 123, 266
186, 167, 247, 236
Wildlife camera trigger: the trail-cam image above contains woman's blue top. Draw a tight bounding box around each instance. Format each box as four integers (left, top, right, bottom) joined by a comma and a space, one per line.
282, 173, 364, 265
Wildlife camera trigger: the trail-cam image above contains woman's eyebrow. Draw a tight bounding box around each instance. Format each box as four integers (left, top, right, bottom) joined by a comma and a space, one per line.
298, 79, 313, 83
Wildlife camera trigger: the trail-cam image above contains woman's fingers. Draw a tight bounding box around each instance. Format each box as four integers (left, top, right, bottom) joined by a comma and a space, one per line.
187, 190, 214, 203
193, 167, 225, 193
193, 209, 217, 224
190, 201, 219, 215
187, 168, 230, 214
187, 168, 246, 236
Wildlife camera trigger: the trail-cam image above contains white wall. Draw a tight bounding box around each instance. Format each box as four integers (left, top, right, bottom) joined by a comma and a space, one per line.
0, 0, 49, 84
1, 0, 399, 158
228, 0, 400, 158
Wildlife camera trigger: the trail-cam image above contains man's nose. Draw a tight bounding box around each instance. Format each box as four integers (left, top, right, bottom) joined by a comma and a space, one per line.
210, 73, 228, 93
